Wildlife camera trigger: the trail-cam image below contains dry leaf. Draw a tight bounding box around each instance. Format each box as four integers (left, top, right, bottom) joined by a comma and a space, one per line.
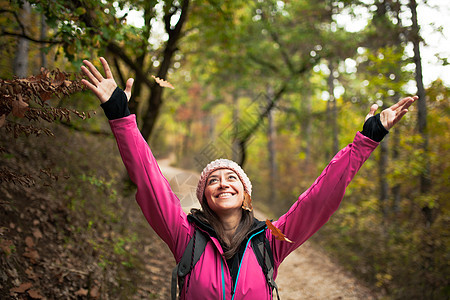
32, 228, 43, 239
28, 289, 43, 299
75, 288, 88, 296
25, 267, 39, 281
23, 248, 40, 263
265, 219, 293, 243
90, 285, 100, 299
10, 282, 33, 293
151, 75, 175, 89
0, 239, 14, 256
25, 236, 35, 248
12, 94, 29, 118
242, 192, 253, 211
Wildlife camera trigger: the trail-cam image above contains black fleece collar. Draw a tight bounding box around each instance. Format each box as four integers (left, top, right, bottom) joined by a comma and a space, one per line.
187, 212, 266, 239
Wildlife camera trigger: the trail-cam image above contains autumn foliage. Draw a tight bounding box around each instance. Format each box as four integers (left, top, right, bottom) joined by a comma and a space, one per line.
0, 68, 88, 136
0, 69, 90, 186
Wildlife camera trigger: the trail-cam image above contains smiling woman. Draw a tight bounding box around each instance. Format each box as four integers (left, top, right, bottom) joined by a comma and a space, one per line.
81, 57, 416, 300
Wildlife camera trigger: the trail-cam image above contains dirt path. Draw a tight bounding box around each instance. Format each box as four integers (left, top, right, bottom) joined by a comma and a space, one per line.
157, 158, 377, 299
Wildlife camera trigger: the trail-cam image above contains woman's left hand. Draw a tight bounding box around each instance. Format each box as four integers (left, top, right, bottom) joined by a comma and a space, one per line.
365, 96, 418, 130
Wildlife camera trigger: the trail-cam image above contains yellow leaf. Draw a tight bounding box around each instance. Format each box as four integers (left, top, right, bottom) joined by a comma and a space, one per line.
151, 75, 175, 89
265, 219, 293, 243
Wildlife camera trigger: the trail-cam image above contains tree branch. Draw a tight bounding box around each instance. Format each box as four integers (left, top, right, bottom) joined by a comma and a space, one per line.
1, 31, 62, 44
106, 43, 155, 88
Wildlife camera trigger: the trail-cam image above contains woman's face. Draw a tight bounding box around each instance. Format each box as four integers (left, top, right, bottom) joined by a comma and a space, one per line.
204, 169, 245, 215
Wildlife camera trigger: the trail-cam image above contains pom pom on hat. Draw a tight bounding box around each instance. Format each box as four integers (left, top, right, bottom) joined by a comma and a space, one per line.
196, 159, 252, 202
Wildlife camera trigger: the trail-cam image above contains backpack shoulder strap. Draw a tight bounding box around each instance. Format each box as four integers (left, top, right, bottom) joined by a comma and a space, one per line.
252, 230, 280, 300
171, 229, 208, 300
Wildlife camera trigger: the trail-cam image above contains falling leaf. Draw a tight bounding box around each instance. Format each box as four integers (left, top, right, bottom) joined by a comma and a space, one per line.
0, 114, 5, 128
75, 288, 88, 296
10, 282, 33, 293
28, 289, 43, 299
242, 192, 253, 211
265, 219, 293, 243
151, 75, 175, 89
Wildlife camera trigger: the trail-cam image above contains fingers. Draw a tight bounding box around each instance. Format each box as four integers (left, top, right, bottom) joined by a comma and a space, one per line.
399, 96, 417, 111
81, 78, 97, 92
391, 96, 417, 112
365, 104, 378, 122
82, 59, 104, 84
100, 57, 114, 79
124, 78, 134, 101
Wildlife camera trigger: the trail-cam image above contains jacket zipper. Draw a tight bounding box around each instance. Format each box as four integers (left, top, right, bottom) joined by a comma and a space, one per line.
228, 228, 265, 300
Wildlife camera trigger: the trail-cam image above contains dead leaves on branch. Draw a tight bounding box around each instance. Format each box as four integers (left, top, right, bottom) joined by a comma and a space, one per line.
0, 67, 90, 136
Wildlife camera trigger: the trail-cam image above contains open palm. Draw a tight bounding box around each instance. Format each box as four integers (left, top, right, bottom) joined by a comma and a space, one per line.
365, 96, 418, 130
81, 57, 134, 104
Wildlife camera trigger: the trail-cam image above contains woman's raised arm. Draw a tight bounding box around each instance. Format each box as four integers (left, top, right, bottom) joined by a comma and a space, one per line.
80, 58, 192, 261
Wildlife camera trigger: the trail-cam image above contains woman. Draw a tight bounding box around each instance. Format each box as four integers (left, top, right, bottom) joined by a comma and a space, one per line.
81, 58, 416, 299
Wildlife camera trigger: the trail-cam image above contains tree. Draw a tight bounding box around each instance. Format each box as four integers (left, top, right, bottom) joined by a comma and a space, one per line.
12, 1, 31, 78
2, 0, 191, 141
408, 0, 432, 225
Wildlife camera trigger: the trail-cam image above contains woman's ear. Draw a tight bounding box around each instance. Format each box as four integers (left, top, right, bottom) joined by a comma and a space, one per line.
242, 192, 253, 212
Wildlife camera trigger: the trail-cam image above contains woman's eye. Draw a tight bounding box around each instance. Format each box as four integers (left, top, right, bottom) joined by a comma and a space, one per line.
208, 178, 217, 184
229, 175, 237, 180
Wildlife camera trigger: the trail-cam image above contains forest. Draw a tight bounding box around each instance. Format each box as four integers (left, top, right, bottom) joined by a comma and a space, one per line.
0, 0, 448, 299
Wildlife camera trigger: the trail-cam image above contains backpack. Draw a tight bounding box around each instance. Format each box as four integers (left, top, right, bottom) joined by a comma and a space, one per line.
171, 228, 280, 300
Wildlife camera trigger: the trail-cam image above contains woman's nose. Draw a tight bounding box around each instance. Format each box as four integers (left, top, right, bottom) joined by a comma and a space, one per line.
219, 179, 230, 188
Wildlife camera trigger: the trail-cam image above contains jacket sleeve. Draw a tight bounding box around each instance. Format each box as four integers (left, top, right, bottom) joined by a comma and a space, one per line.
269, 132, 379, 268
109, 114, 192, 261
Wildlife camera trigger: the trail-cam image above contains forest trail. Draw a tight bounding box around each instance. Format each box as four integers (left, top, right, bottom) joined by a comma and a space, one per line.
157, 157, 378, 300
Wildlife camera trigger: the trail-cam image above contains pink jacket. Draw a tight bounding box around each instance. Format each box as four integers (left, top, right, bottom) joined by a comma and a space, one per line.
109, 114, 379, 300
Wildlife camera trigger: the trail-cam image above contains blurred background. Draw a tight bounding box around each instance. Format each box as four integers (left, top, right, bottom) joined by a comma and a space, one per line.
1, 0, 448, 299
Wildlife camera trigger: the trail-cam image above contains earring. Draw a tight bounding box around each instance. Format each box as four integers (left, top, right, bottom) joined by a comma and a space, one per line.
242, 192, 253, 212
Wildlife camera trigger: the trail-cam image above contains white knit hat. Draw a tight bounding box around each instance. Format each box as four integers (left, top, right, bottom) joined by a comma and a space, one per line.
196, 159, 252, 202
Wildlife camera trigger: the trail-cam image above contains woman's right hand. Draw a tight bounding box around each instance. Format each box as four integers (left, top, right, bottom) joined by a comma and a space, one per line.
81, 57, 134, 103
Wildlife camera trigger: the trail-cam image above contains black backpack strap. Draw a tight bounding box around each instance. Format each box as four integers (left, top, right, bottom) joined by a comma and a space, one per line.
252, 230, 280, 300
171, 229, 208, 300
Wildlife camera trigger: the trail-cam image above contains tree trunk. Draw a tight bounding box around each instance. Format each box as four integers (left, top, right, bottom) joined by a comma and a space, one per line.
390, 97, 401, 217
232, 90, 240, 162
267, 86, 277, 204
409, 0, 432, 225
13, 1, 31, 77
379, 134, 389, 220
40, 13, 47, 69
140, 0, 190, 140
327, 61, 339, 157
300, 83, 312, 161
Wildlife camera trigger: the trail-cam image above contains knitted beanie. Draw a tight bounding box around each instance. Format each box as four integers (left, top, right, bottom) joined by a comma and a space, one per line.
196, 159, 252, 202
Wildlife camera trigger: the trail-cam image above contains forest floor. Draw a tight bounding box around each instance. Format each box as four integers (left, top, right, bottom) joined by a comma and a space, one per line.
1, 121, 379, 299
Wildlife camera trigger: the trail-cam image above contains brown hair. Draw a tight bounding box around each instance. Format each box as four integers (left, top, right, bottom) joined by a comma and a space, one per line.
191, 198, 254, 260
